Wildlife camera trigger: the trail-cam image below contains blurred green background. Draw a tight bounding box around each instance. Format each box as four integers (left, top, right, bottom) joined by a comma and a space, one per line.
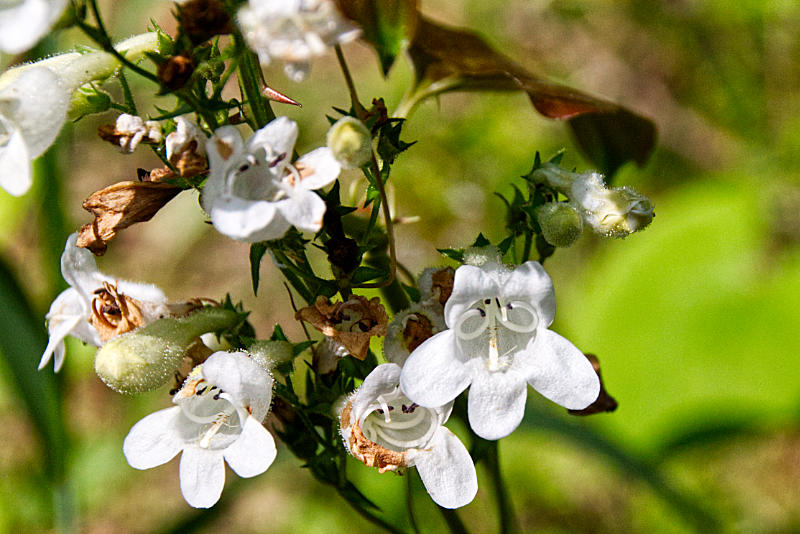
1, 0, 799, 532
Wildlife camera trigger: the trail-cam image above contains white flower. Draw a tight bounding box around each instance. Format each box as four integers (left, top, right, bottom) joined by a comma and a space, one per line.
400, 261, 600, 441
0, 0, 67, 55
570, 172, 654, 237
0, 33, 160, 196
166, 115, 205, 162
39, 233, 169, 372
340, 363, 477, 509
202, 116, 341, 242
238, 0, 360, 82
531, 163, 654, 238
112, 114, 162, 153
124, 351, 277, 508
0, 67, 71, 196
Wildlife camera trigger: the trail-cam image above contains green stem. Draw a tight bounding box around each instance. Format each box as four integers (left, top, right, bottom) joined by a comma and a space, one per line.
406, 473, 421, 534
234, 34, 275, 129
117, 71, 137, 115
521, 232, 533, 263
438, 506, 471, 534
487, 441, 517, 534
334, 45, 366, 119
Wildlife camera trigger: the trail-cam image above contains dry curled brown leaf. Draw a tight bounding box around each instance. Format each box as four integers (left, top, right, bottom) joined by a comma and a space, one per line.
568, 353, 618, 416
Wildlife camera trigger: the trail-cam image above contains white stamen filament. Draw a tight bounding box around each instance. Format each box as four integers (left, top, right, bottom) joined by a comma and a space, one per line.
366, 408, 437, 449
455, 308, 489, 340
377, 394, 392, 423
199, 415, 228, 449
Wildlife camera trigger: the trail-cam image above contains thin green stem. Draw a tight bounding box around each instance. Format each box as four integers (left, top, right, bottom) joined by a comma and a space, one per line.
79, 1, 159, 83
234, 34, 275, 129
117, 71, 137, 115
438, 506, 471, 534
406, 473, 421, 534
354, 158, 397, 289
334, 44, 366, 119
487, 441, 517, 534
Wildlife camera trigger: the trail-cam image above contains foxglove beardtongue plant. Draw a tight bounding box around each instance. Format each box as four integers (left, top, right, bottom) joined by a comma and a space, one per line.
340, 363, 478, 509
400, 261, 601, 440
123, 351, 277, 508
237, 0, 360, 82
0, 0, 67, 54
202, 116, 341, 242
40, 233, 170, 372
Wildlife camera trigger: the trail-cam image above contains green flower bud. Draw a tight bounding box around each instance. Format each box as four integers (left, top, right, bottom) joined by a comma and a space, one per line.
463, 245, 501, 267
327, 116, 372, 169
535, 202, 583, 247
247, 340, 293, 370
94, 307, 239, 394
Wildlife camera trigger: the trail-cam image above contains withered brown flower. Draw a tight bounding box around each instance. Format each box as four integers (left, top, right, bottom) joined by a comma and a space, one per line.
295, 295, 388, 360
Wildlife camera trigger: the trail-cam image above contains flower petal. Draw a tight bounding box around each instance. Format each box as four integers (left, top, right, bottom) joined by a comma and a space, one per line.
123, 406, 183, 469
209, 196, 289, 242
351, 363, 401, 420
248, 116, 298, 160
202, 351, 273, 421
499, 261, 556, 327
467, 367, 528, 440
294, 147, 341, 191
179, 446, 226, 508
413, 427, 477, 509
0, 116, 31, 196
443, 264, 501, 328
276, 189, 326, 233
205, 125, 244, 171
60, 233, 105, 301
400, 330, 471, 408
527, 329, 600, 410
0, 67, 70, 157
39, 312, 81, 371
223, 416, 277, 478
0, 0, 65, 54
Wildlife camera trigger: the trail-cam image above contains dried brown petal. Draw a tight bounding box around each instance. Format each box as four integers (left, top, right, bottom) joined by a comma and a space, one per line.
341, 400, 408, 473
90, 282, 148, 342
295, 295, 388, 360
568, 353, 618, 416
157, 54, 194, 91
77, 181, 181, 255
178, 0, 232, 43
403, 313, 433, 353
430, 267, 455, 307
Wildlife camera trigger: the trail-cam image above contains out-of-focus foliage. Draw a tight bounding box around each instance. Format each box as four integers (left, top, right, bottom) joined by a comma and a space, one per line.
1, 0, 800, 532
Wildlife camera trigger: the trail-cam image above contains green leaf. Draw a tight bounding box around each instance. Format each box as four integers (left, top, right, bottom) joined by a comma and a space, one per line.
249, 242, 268, 295
406, 17, 656, 176
437, 247, 465, 262
472, 233, 491, 247
336, 0, 419, 75
351, 265, 386, 284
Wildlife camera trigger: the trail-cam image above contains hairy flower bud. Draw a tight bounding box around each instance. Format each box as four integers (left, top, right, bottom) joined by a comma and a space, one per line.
535, 202, 583, 247
327, 117, 372, 169
94, 307, 239, 394
247, 340, 293, 370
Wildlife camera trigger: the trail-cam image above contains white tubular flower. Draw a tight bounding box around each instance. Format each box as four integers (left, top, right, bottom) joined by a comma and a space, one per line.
39, 233, 169, 372
166, 115, 205, 162
570, 172, 654, 237
384, 302, 446, 367
202, 116, 341, 242
531, 163, 654, 238
0, 33, 159, 196
0, 0, 67, 55
238, 0, 360, 82
340, 364, 477, 509
400, 261, 600, 441
112, 114, 162, 153
123, 351, 277, 509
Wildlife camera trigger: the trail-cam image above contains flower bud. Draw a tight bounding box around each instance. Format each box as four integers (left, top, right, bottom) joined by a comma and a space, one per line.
67, 85, 112, 121
535, 202, 583, 247
327, 117, 372, 169
94, 307, 239, 394
571, 175, 654, 238
247, 340, 293, 370
463, 245, 501, 267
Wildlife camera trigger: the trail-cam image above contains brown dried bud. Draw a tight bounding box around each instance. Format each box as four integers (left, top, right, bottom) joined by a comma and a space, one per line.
429, 267, 455, 307
157, 54, 194, 91
341, 400, 407, 473
178, 0, 232, 43
325, 235, 360, 273
77, 181, 181, 255
568, 353, 618, 416
402, 313, 434, 353
295, 295, 388, 360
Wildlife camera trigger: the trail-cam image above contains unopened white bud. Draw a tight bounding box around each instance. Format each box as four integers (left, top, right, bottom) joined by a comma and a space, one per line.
571, 174, 654, 237
94, 307, 239, 394
327, 117, 372, 169
535, 202, 583, 247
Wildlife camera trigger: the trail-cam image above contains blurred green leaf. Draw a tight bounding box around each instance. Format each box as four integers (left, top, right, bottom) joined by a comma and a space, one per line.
406, 17, 656, 176
0, 255, 72, 529
249, 242, 268, 295
336, 0, 419, 74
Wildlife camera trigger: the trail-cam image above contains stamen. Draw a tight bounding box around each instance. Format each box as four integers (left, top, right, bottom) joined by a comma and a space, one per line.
455, 308, 490, 340
497, 300, 538, 333
377, 395, 392, 423
198, 416, 227, 448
